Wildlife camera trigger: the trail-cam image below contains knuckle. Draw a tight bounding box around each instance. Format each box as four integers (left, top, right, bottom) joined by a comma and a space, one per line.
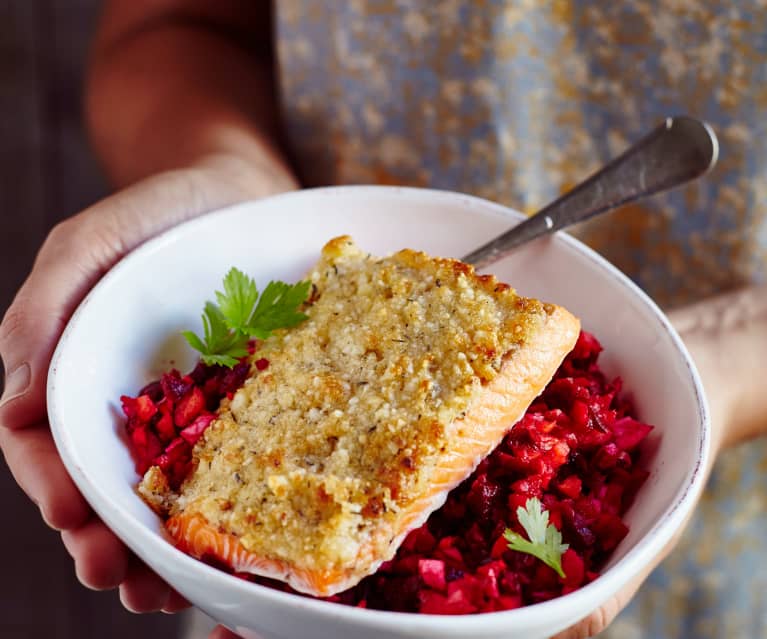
70, 206, 127, 271
40, 217, 79, 257
31, 210, 125, 297
29, 222, 79, 277
0, 302, 42, 366
586, 606, 610, 637
0, 304, 28, 345
584, 596, 621, 638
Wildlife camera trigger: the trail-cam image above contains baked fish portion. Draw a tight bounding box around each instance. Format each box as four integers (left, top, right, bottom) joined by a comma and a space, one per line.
149, 236, 580, 596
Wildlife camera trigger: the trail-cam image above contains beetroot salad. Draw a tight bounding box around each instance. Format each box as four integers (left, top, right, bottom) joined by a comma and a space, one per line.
121, 331, 653, 615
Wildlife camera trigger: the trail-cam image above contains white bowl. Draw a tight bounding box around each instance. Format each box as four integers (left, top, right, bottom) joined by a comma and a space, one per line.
48, 186, 710, 639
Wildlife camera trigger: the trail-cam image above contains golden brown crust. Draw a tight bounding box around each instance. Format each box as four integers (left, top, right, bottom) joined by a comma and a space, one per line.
157, 236, 580, 594
138, 466, 176, 516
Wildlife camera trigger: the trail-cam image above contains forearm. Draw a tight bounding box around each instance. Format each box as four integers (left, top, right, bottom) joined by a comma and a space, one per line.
87, 0, 298, 196
669, 285, 767, 451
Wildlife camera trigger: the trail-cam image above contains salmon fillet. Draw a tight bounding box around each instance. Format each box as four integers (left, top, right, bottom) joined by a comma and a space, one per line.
145, 236, 580, 596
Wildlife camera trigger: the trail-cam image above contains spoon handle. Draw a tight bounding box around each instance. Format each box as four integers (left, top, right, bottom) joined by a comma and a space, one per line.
462, 115, 719, 269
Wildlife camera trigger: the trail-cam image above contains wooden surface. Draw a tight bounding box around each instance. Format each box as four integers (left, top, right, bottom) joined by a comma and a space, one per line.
0, 2, 182, 637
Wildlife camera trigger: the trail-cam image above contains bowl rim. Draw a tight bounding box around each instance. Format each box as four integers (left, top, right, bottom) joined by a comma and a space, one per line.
47, 185, 711, 633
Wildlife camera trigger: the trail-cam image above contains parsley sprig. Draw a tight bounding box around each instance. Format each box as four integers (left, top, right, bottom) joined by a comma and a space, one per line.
503, 497, 569, 578
182, 268, 311, 368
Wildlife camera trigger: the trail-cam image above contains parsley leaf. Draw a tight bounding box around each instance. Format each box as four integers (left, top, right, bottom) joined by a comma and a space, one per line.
215, 268, 260, 331
182, 302, 250, 368
182, 269, 310, 368
503, 497, 569, 578
246, 280, 312, 339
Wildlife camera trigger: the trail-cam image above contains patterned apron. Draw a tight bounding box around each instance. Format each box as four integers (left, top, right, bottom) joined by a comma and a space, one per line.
276, 3, 767, 636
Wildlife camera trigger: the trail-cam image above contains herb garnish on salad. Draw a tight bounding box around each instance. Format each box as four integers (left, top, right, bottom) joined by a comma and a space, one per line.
504, 497, 569, 578
182, 268, 310, 367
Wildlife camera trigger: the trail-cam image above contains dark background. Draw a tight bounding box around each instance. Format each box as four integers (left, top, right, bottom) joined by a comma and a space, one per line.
0, 2, 181, 637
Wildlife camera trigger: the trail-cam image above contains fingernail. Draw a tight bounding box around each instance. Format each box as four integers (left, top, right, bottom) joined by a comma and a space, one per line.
0, 361, 31, 407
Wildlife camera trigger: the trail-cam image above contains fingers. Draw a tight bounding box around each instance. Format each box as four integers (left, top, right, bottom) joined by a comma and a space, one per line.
0, 424, 177, 610
58, 514, 190, 613
162, 590, 191, 614
0, 425, 90, 530
61, 518, 130, 590
119, 556, 174, 613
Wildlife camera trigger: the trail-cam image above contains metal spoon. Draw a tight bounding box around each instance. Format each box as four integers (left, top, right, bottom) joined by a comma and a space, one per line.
462, 115, 719, 269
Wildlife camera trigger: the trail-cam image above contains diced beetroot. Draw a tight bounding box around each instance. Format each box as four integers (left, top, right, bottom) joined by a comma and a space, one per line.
174, 387, 205, 427
593, 514, 629, 552
557, 475, 582, 499
401, 525, 436, 554
561, 549, 585, 587
464, 523, 488, 564
155, 412, 176, 442
160, 370, 192, 401
418, 559, 446, 592
571, 400, 590, 429
444, 579, 479, 614
594, 442, 621, 470
153, 436, 188, 468
439, 496, 466, 521
180, 413, 215, 445
569, 331, 603, 363
562, 503, 596, 550
121, 330, 651, 614
219, 361, 251, 396
377, 560, 394, 573
500, 569, 521, 595
507, 493, 529, 514
476, 561, 504, 599
490, 534, 509, 559
120, 395, 140, 419
445, 566, 464, 582
133, 395, 158, 421
128, 424, 151, 452
466, 474, 500, 521
601, 483, 625, 515
419, 591, 449, 614
622, 468, 651, 508
510, 476, 544, 497
393, 556, 421, 576
498, 594, 522, 610
547, 508, 563, 531
129, 424, 147, 449
138, 380, 164, 402
612, 417, 653, 451
435, 537, 463, 566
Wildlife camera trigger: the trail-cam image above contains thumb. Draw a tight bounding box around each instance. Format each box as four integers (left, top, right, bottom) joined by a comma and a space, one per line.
0, 168, 256, 430
0, 222, 82, 429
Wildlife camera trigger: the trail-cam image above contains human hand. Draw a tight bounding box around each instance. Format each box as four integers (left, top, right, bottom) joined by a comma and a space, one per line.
0, 164, 295, 613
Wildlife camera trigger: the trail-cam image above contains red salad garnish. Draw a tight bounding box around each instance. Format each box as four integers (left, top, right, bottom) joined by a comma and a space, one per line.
120, 360, 252, 488
120, 332, 652, 613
